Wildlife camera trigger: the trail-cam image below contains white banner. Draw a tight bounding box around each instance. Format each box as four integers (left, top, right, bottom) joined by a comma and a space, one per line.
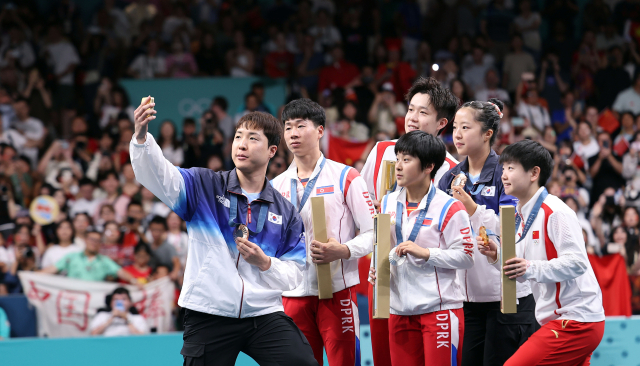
18, 272, 175, 338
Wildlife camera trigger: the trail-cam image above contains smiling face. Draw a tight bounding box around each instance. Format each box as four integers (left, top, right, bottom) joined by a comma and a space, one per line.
452, 107, 491, 156
284, 118, 324, 157
232, 127, 276, 174
395, 152, 433, 190
405, 93, 446, 135
501, 161, 539, 199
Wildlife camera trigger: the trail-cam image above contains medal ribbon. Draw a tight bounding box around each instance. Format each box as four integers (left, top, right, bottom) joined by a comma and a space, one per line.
514, 188, 548, 244
228, 194, 269, 236
291, 157, 326, 212
395, 185, 436, 244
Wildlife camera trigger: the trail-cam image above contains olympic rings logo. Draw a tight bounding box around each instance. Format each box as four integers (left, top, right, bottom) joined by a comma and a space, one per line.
178, 98, 211, 117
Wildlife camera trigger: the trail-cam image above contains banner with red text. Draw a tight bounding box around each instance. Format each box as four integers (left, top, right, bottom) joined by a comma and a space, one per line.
19, 272, 175, 338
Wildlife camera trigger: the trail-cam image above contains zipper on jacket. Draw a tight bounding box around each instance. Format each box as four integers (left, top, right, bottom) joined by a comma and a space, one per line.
247, 203, 252, 223
465, 270, 469, 302
236, 254, 245, 318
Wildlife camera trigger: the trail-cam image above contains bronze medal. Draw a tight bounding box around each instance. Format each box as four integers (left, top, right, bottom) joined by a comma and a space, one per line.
479, 226, 489, 247
234, 224, 249, 240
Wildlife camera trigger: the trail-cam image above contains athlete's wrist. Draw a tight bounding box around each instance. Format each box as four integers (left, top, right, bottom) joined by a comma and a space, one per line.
258, 256, 272, 271
135, 127, 148, 144
421, 247, 431, 261
341, 245, 351, 260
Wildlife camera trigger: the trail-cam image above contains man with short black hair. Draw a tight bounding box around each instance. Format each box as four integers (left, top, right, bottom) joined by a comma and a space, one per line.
131, 97, 316, 366
360, 76, 460, 366
41, 230, 139, 284
272, 98, 374, 365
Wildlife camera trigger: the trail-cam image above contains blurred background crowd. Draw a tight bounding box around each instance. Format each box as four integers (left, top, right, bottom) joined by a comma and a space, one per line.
0, 0, 640, 339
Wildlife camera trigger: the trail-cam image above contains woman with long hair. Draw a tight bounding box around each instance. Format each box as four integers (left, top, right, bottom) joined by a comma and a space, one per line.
156, 120, 183, 166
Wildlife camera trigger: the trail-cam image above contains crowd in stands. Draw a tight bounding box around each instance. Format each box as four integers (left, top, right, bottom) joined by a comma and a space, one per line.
1, 0, 640, 337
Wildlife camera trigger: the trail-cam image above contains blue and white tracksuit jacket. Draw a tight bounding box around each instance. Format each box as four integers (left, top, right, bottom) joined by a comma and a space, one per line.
130, 133, 307, 318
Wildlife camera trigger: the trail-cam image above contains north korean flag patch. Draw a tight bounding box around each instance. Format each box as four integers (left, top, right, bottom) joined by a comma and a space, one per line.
316, 185, 334, 195
422, 218, 433, 227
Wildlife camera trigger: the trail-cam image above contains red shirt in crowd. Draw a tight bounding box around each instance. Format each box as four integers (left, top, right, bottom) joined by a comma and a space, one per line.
122, 265, 152, 284
318, 59, 360, 93
375, 62, 417, 102
265, 50, 294, 78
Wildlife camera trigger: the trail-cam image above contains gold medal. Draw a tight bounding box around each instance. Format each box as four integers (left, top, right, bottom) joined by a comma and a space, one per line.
141, 96, 154, 110
234, 224, 249, 240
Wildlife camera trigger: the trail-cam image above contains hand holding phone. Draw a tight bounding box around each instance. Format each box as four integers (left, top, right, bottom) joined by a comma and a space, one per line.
115, 299, 125, 312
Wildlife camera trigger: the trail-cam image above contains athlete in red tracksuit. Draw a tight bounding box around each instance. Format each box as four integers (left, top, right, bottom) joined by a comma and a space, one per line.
479, 140, 605, 366
272, 99, 375, 365
361, 77, 460, 366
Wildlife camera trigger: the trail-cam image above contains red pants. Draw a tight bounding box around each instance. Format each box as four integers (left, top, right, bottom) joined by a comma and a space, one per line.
283, 287, 360, 366
368, 283, 392, 366
505, 319, 605, 366
389, 308, 464, 366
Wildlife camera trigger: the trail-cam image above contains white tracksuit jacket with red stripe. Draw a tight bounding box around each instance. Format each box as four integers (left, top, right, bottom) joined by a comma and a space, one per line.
380, 184, 475, 315
272, 155, 375, 297
361, 140, 458, 201
494, 187, 605, 325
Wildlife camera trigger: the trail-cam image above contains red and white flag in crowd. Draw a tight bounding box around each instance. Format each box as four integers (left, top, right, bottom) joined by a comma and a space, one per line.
326, 133, 372, 166
19, 272, 175, 338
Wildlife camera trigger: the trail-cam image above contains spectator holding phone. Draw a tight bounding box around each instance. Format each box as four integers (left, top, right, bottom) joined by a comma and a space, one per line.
589, 132, 625, 205
90, 287, 149, 336
591, 188, 624, 248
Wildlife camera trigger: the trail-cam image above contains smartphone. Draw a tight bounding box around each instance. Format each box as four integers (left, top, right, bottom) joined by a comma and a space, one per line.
602, 141, 609, 149
511, 117, 525, 127
59, 140, 69, 149
115, 299, 125, 312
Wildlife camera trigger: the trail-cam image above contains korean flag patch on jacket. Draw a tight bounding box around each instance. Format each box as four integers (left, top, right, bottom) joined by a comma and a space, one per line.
481, 186, 495, 196
316, 185, 334, 195
268, 212, 282, 225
